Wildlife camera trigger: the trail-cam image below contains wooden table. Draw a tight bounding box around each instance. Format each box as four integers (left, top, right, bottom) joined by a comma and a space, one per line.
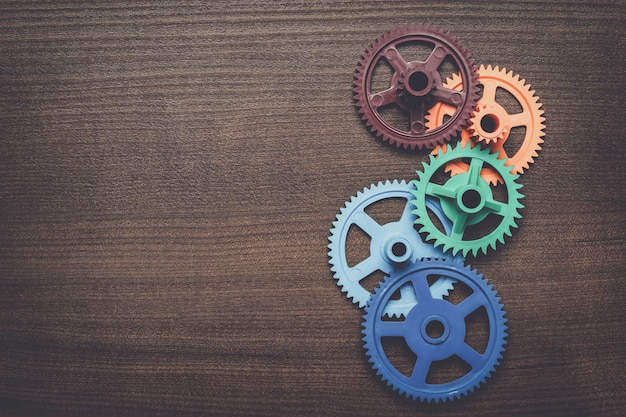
1, 1, 624, 416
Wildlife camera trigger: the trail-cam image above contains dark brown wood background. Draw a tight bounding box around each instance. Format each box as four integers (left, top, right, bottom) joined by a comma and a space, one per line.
1, 1, 624, 416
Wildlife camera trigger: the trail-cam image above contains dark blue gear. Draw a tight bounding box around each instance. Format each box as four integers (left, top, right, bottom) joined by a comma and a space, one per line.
362, 258, 507, 402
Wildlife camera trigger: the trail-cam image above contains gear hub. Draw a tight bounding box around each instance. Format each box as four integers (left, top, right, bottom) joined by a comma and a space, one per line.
468, 101, 511, 144
354, 25, 479, 150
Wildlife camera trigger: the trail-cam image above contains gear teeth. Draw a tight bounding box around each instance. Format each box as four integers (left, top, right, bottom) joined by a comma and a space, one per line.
329, 181, 457, 312
362, 259, 507, 402
411, 143, 525, 256
431, 64, 545, 180
443, 243, 455, 255
332, 24, 547, 405
353, 25, 479, 150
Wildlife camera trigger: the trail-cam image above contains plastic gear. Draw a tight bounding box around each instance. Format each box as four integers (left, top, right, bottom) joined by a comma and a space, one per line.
353, 24, 479, 150
327, 180, 461, 316
362, 258, 508, 402
468, 101, 510, 144
411, 143, 524, 257
427, 65, 545, 184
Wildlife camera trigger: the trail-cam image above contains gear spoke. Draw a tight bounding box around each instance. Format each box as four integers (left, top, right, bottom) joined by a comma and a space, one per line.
457, 342, 486, 370
369, 86, 398, 109
483, 198, 507, 216
409, 103, 427, 134
482, 81, 497, 102
450, 211, 469, 240
425, 182, 456, 200
376, 319, 409, 337
410, 273, 433, 302
430, 276, 457, 298
490, 141, 507, 157
399, 282, 417, 299
399, 199, 416, 226
456, 293, 485, 317
384, 277, 457, 316
432, 86, 465, 107
383, 283, 419, 317
509, 111, 531, 128
424, 44, 448, 72
383, 46, 410, 74
467, 158, 484, 185
353, 211, 382, 237
408, 356, 431, 387
349, 256, 381, 283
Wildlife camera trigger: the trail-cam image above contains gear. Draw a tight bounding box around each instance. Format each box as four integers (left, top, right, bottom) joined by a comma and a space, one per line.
327, 180, 462, 316
468, 101, 510, 144
411, 143, 524, 257
353, 24, 479, 150
427, 65, 545, 184
362, 258, 508, 402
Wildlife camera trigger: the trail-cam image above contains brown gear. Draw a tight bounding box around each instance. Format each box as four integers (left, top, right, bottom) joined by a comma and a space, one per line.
428, 65, 545, 184
353, 24, 479, 150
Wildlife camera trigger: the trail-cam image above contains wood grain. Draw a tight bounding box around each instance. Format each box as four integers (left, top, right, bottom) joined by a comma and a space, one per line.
0, 1, 624, 416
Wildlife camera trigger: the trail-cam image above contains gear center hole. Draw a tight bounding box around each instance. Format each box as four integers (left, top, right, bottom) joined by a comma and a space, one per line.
425, 319, 445, 339
480, 114, 499, 133
391, 242, 407, 257
408, 71, 430, 92
462, 189, 482, 210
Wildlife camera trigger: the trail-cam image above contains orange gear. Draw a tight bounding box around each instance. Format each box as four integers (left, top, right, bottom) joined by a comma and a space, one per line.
427, 65, 545, 185
468, 101, 510, 144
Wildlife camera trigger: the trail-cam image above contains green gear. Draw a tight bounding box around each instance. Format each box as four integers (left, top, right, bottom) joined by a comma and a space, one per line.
410, 143, 524, 256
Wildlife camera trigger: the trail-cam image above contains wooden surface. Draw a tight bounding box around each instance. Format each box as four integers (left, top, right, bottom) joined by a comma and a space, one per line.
1, 1, 624, 416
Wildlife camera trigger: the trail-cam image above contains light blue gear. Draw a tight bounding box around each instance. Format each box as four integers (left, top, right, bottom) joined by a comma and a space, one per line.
362, 258, 508, 402
327, 180, 462, 317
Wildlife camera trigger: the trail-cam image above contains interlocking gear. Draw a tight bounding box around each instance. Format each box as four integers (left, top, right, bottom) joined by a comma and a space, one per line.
427, 65, 545, 184
362, 258, 508, 402
411, 143, 524, 257
326, 26, 544, 403
327, 180, 461, 316
353, 24, 479, 150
